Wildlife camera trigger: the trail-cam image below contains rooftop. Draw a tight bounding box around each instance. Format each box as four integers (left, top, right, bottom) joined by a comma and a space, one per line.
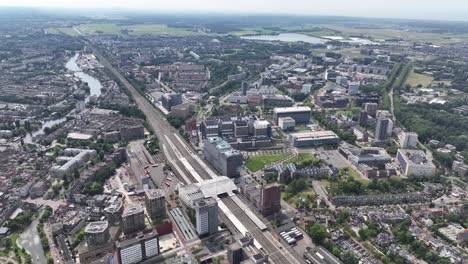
398, 149, 435, 166
274, 106, 311, 114
290, 130, 339, 140
145, 189, 165, 199
85, 221, 108, 233
122, 205, 144, 217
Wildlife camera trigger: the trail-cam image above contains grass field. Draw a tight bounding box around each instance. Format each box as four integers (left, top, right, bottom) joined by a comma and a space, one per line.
246, 153, 289, 172
51, 23, 202, 36
405, 69, 434, 88
348, 167, 370, 186
320, 24, 468, 44
282, 189, 316, 207
282, 153, 318, 167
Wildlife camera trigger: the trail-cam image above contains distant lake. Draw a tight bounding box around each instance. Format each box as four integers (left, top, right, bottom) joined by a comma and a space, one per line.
241, 33, 326, 44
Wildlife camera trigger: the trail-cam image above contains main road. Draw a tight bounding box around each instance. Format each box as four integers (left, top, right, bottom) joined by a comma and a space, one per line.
92, 48, 301, 264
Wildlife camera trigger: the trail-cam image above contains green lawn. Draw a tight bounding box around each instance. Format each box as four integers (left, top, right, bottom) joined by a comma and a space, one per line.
282, 153, 318, 167
348, 167, 370, 186
294, 125, 307, 131
52, 23, 203, 36
405, 69, 434, 88
246, 153, 289, 172
320, 179, 331, 187
282, 189, 316, 207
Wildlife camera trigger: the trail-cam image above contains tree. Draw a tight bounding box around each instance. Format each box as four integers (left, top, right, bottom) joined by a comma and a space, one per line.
336, 210, 351, 224
308, 223, 328, 245
52, 184, 61, 196
341, 251, 359, 264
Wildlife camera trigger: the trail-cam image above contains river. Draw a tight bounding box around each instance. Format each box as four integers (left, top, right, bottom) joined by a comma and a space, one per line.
241, 33, 326, 44
23, 53, 102, 144
65, 53, 103, 100
17, 213, 46, 264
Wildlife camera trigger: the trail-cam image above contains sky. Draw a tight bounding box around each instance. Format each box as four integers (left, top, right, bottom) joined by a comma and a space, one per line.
1, 0, 468, 21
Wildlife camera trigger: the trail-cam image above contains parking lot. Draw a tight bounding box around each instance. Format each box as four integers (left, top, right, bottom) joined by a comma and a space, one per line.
312, 148, 349, 168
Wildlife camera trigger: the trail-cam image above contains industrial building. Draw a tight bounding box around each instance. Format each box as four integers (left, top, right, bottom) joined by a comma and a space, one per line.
145, 189, 166, 221
161, 93, 182, 111
122, 206, 145, 235
116, 231, 160, 264
194, 197, 219, 237
397, 149, 436, 177
289, 131, 339, 147
273, 106, 311, 124
203, 137, 242, 178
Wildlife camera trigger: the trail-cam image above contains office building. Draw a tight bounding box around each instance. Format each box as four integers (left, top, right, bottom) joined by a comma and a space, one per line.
289, 131, 339, 148
263, 94, 293, 107
170, 103, 195, 120
278, 117, 296, 131
122, 206, 145, 235
348, 81, 360, 95
85, 221, 110, 247
359, 111, 368, 126
234, 120, 249, 137
273, 106, 311, 125
195, 197, 218, 237
398, 132, 418, 149
397, 149, 436, 177
161, 93, 182, 111
314, 95, 349, 108
324, 69, 339, 81
253, 120, 271, 137
364, 102, 378, 118
302, 83, 313, 94
241, 81, 249, 96
203, 137, 242, 178
227, 243, 243, 264
116, 231, 160, 264
260, 183, 281, 217
145, 189, 166, 221
375, 118, 390, 142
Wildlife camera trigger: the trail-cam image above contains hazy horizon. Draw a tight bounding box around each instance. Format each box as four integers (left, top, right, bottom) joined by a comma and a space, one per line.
1, 0, 468, 22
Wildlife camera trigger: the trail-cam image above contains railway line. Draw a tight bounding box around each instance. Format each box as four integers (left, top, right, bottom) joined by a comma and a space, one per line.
92, 47, 300, 264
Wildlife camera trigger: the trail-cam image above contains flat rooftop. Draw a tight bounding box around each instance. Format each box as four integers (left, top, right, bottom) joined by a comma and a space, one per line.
145, 189, 165, 199
290, 130, 339, 140
85, 221, 108, 233
207, 137, 223, 144
273, 106, 311, 114
67, 132, 94, 140
398, 149, 435, 166
122, 205, 144, 217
